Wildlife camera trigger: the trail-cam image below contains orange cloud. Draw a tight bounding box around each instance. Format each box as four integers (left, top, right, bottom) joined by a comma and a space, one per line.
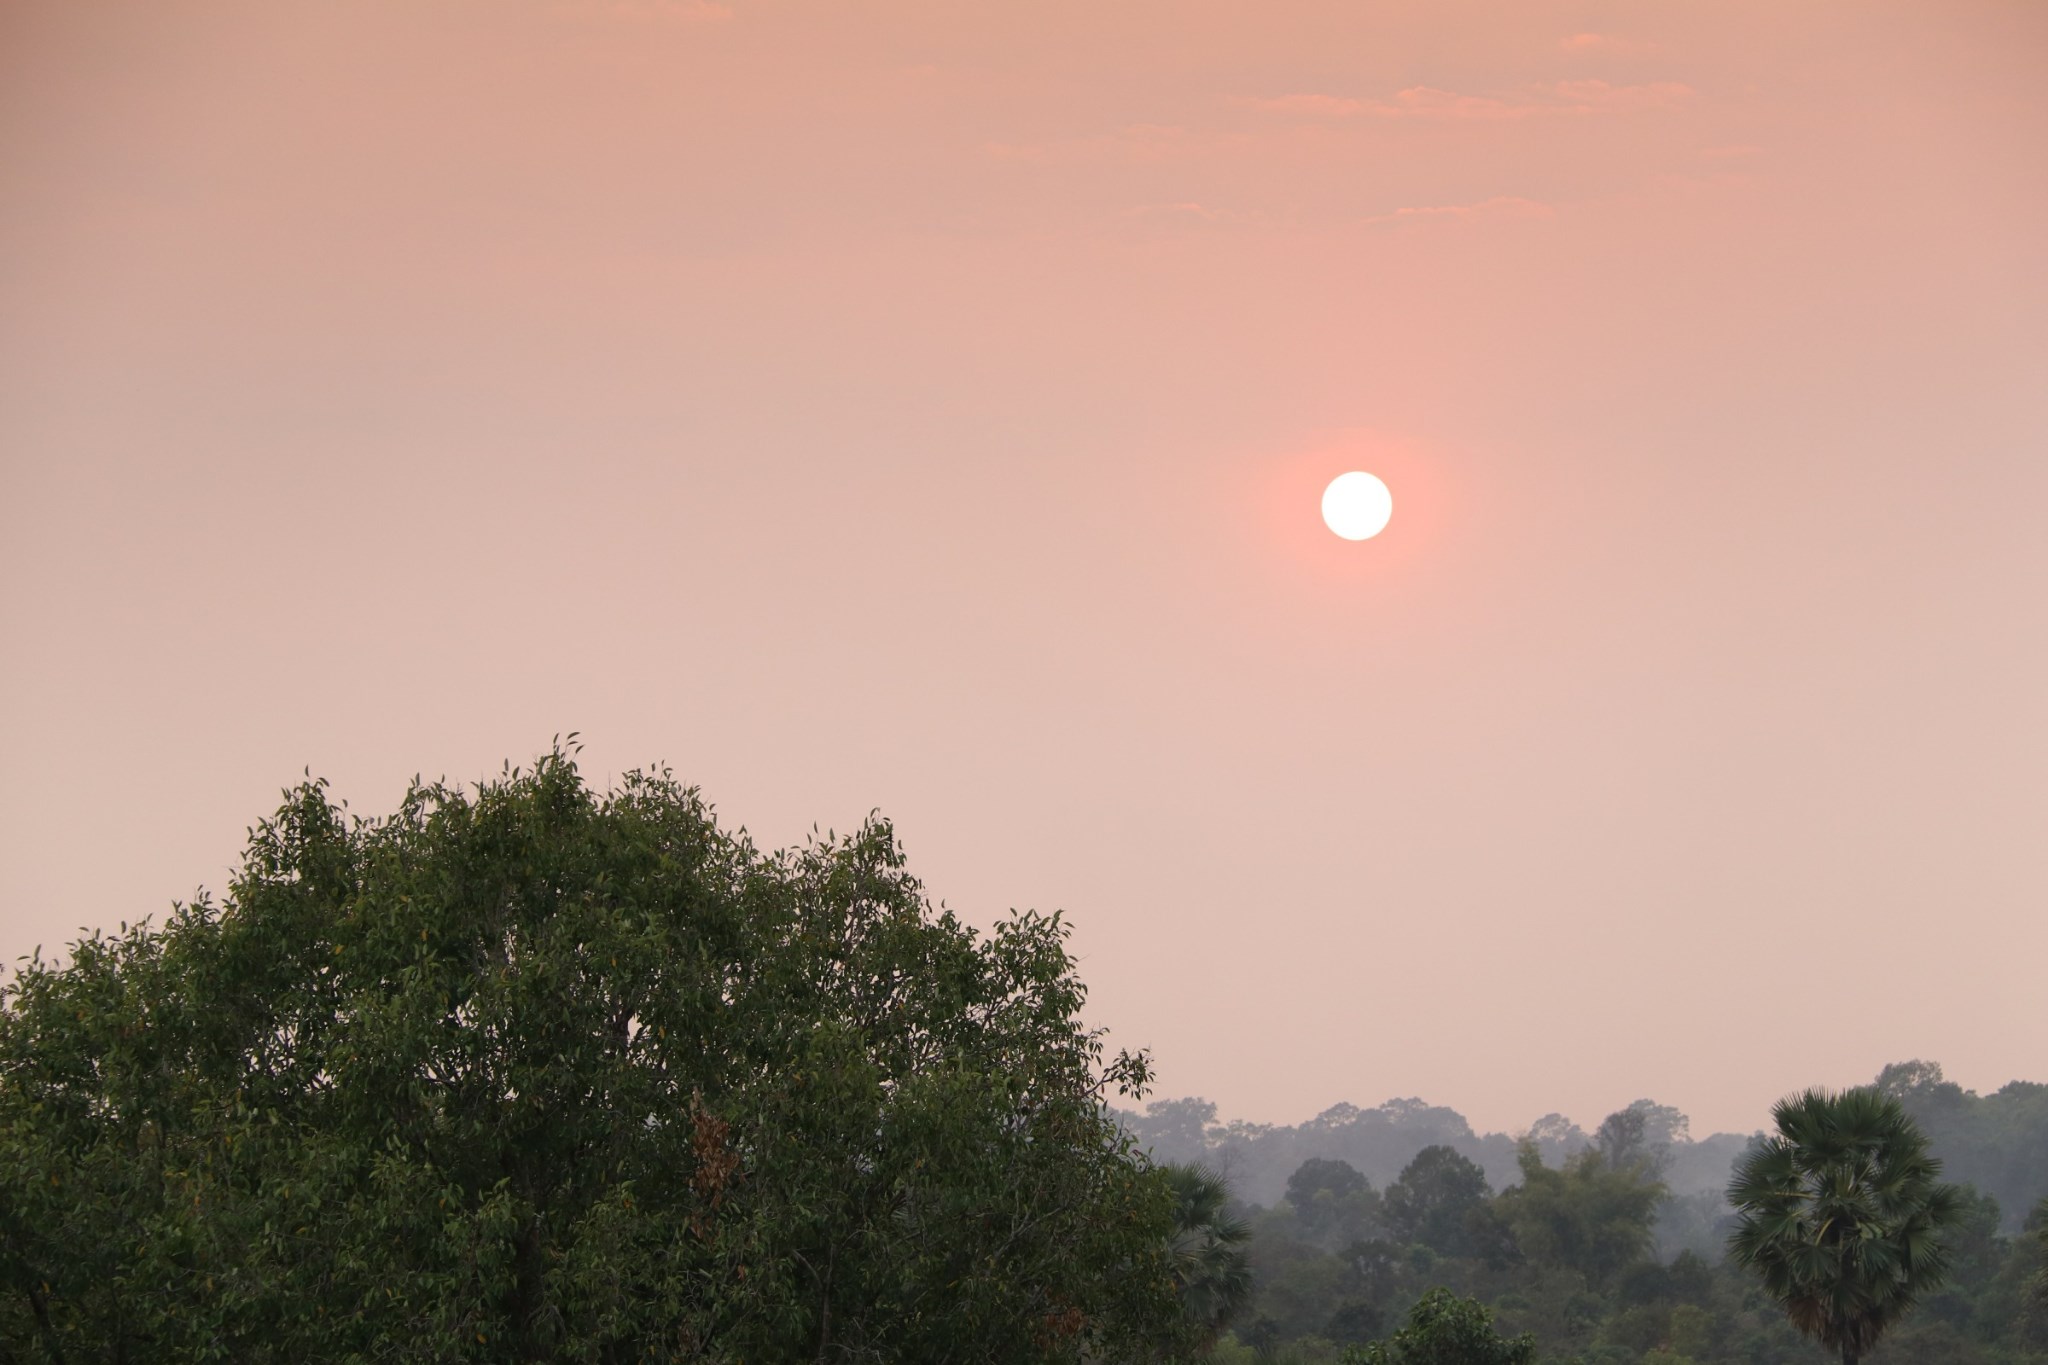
1242, 81, 1693, 122
1558, 32, 1658, 56
984, 124, 1251, 165
580, 0, 733, 22
1240, 93, 1370, 117
1373, 87, 1543, 121
1125, 202, 1225, 220
1545, 79, 1694, 111
1118, 201, 1240, 230
1362, 195, 1553, 226
1240, 86, 1535, 121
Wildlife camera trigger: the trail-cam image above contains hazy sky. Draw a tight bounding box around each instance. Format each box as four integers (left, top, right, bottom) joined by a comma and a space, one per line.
4, 0, 2044, 1138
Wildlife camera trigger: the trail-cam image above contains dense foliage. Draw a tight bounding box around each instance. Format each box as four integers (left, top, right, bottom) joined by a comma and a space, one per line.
1341, 1288, 1536, 1365
0, 753, 1191, 1362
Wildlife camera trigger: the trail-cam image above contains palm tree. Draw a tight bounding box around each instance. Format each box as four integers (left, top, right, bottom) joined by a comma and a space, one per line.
2032, 1197, 2048, 1313
1162, 1163, 1253, 1348
1728, 1087, 1964, 1365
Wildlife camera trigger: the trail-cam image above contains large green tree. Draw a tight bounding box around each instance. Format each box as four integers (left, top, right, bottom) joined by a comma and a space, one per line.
1495, 1134, 1664, 1286
1728, 1086, 1965, 1365
1339, 1287, 1536, 1365
0, 751, 1187, 1363
1380, 1145, 1493, 1260
1284, 1157, 1380, 1249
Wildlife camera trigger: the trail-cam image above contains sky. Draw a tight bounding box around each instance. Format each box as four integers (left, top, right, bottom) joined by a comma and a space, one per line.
3, 0, 2045, 1139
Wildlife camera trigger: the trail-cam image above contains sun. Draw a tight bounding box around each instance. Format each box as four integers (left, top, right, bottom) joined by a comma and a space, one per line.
1321, 471, 1393, 540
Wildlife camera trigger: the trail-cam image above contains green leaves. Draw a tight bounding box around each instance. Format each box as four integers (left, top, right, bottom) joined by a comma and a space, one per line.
1340, 1287, 1536, 1365
1495, 1136, 1664, 1287
0, 750, 1185, 1362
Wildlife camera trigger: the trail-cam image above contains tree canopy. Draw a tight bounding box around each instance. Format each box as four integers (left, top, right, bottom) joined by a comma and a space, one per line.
1339, 1287, 1535, 1365
0, 752, 1189, 1362
1496, 1138, 1665, 1287
1381, 1146, 1497, 1262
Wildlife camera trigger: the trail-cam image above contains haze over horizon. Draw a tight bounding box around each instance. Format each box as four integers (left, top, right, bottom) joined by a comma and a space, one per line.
4, 0, 2045, 1141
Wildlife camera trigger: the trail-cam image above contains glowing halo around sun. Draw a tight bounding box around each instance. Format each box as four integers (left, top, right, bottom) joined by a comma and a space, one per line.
1321, 471, 1393, 540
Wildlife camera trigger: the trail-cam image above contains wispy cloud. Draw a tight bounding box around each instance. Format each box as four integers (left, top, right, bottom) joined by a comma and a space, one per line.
574, 0, 733, 23
1243, 93, 1375, 118
992, 79, 1697, 171
1241, 80, 1692, 122
1123, 201, 1226, 222
1558, 32, 1658, 56
1363, 195, 1553, 226
1547, 79, 1693, 111
984, 124, 1250, 164
1240, 88, 1527, 121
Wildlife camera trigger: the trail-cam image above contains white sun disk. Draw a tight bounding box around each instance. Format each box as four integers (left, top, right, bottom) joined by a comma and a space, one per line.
1321, 471, 1393, 540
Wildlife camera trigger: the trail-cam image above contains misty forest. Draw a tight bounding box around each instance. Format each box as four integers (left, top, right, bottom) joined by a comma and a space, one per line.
1120, 1066, 2046, 1363
1, 755, 2042, 1364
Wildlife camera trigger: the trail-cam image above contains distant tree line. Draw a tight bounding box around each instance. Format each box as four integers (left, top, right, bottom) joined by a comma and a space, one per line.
1136, 1091, 2046, 1363
1121, 1065, 2048, 1249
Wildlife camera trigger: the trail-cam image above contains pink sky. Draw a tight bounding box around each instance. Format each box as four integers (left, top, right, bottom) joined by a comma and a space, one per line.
3, 0, 2045, 1137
